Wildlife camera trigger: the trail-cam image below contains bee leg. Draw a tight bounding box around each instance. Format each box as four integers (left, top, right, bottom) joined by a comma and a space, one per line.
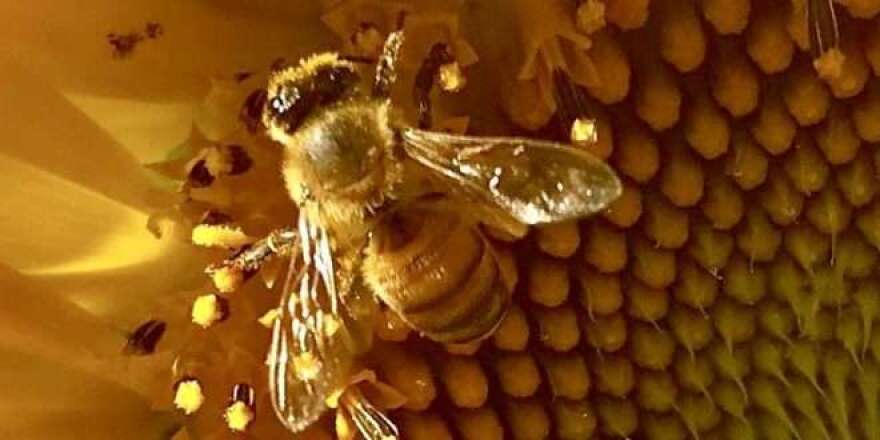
205, 227, 298, 292
413, 43, 455, 129
551, 69, 598, 144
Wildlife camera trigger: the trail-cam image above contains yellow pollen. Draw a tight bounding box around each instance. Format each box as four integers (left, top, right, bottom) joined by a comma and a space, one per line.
576, 0, 607, 34
173, 379, 205, 415
191, 224, 252, 249
204, 146, 233, 176
191, 294, 224, 328
258, 308, 281, 328
571, 118, 599, 144
224, 401, 255, 432
323, 315, 341, 336
211, 266, 244, 293
294, 352, 322, 380
813, 48, 845, 80
439, 62, 466, 93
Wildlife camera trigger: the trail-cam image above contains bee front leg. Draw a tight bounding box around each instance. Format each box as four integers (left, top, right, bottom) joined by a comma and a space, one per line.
413, 43, 456, 129
206, 227, 299, 293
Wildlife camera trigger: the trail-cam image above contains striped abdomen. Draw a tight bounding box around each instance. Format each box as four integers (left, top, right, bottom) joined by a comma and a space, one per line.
362, 208, 510, 343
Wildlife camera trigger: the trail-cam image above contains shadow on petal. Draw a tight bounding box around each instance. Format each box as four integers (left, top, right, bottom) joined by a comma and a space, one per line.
0, 347, 181, 440
0, 0, 334, 101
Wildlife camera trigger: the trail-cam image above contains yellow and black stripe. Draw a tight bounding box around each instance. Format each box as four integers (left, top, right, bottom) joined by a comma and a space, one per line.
363, 208, 510, 343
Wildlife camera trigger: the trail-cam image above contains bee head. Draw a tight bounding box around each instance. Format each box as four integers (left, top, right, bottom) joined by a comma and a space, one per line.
263, 53, 361, 138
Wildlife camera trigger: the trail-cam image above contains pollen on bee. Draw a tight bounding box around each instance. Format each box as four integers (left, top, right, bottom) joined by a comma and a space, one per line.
209, 265, 245, 293
191, 293, 229, 328
438, 62, 467, 93
191, 224, 253, 249
454, 407, 504, 440
294, 352, 322, 381
224, 401, 255, 432
570, 118, 598, 145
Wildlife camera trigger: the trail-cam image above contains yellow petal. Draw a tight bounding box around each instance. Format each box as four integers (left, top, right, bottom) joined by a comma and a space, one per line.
0, 264, 124, 366
0, 264, 181, 405
0, 348, 181, 439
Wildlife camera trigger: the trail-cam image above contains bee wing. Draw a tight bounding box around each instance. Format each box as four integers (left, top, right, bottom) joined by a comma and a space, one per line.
400, 128, 622, 228
268, 216, 394, 438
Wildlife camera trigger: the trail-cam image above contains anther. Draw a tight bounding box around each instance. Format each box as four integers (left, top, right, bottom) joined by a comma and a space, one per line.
225, 383, 256, 432
124, 319, 166, 355
173, 377, 205, 415
191, 294, 230, 328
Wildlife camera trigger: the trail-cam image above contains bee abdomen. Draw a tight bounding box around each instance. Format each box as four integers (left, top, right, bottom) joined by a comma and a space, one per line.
364, 211, 510, 343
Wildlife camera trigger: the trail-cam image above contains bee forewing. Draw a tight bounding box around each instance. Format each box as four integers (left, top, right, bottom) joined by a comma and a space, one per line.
401, 128, 622, 225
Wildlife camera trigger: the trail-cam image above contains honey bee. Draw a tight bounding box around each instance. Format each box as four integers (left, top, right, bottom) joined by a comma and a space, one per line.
210, 28, 621, 439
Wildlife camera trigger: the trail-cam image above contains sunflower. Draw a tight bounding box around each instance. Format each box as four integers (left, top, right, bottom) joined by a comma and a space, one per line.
8, 0, 880, 439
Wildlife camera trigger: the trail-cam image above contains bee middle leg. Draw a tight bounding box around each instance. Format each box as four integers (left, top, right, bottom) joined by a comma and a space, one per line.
205, 227, 298, 292
413, 43, 455, 129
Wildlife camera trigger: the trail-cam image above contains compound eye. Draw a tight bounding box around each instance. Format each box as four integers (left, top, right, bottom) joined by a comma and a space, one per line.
269, 87, 298, 115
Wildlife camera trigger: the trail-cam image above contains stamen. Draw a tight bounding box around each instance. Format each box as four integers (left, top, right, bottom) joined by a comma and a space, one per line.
813, 47, 845, 80
240, 89, 268, 133
173, 378, 205, 415
438, 62, 467, 93
186, 160, 214, 188
191, 224, 253, 249
191, 294, 230, 328
225, 401, 255, 432
208, 265, 245, 293
576, 0, 607, 34
199, 210, 233, 225
225, 384, 256, 432
124, 319, 166, 356
204, 147, 231, 177
224, 144, 253, 175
